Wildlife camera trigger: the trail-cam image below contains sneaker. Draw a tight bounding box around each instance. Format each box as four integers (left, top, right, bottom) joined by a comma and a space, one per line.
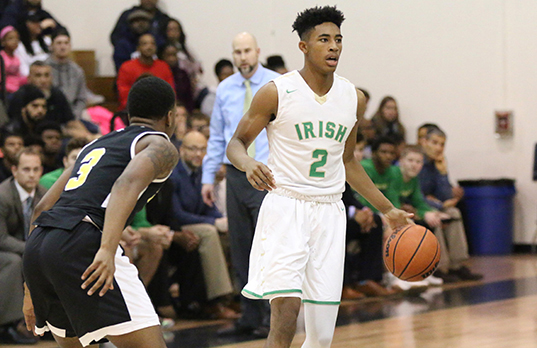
425, 274, 443, 286
389, 275, 429, 293
451, 266, 483, 281
433, 269, 460, 283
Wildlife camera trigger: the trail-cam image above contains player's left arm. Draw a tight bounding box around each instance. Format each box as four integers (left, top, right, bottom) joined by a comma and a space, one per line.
81, 136, 179, 297
344, 89, 412, 229
226, 82, 278, 191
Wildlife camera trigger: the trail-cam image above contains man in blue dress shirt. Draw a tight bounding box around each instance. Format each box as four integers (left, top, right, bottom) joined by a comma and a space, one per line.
201, 32, 280, 337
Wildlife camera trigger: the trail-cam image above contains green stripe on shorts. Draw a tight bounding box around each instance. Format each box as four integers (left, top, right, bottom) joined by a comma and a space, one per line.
302, 299, 341, 305
243, 289, 303, 298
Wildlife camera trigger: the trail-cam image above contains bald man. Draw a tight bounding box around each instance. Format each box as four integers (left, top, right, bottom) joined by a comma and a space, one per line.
202, 32, 280, 337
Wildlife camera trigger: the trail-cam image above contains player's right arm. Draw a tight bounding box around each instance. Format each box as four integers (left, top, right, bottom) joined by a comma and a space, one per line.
81, 136, 178, 297
226, 82, 278, 191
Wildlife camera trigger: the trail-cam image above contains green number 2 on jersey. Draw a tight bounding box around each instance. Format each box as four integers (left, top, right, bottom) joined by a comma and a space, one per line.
65, 148, 106, 191
309, 149, 328, 178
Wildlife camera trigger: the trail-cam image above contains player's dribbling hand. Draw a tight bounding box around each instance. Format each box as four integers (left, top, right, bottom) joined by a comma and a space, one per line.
81, 248, 115, 297
244, 161, 276, 191
384, 208, 414, 231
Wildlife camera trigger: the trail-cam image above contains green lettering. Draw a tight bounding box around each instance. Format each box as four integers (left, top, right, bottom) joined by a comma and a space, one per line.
318, 121, 324, 138
303, 122, 316, 139
335, 125, 348, 142
294, 124, 303, 140
325, 122, 335, 139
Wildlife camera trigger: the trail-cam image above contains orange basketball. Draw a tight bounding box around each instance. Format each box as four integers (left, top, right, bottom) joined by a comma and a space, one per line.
383, 224, 441, 282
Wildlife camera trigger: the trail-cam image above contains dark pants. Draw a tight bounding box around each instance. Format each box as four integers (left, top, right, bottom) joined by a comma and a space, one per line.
226, 165, 269, 328
344, 213, 384, 284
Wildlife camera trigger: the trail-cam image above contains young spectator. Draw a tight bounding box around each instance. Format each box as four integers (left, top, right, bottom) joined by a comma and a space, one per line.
170, 101, 188, 150
164, 18, 202, 94
371, 96, 406, 141
0, 26, 26, 96
186, 111, 210, 138
45, 29, 89, 119
170, 131, 238, 319
160, 43, 194, 112
419, 127, 483, 281
8, 61, 74, 127
357, 118, 375, 160
4, 84, 46, 143
200, 58, 234, 117
110, 0, 169, 49
14, 12, 50, 77
0, 131, 23, 183
0, 0, 64, 35
358, 136, 400, 210
34, 121, 61, 174
265, 54, 288, 74
116, 33, 174, 110
342, 133, 398, 299
39, 136, 86, 189
417, 123, 439, 148
112, 9, 152, 72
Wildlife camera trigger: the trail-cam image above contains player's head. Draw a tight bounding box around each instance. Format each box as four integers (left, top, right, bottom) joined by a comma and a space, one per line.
127, 76, 177, 136
399, 145, 425, 179
293, 6, 345, 73
232, 32, 260, 79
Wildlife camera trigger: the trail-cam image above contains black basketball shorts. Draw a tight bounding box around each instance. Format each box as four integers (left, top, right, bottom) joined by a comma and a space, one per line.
23, 222, 159, 347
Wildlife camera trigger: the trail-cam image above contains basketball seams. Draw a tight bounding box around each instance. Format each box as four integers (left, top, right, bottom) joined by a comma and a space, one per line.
391, 225, 413, 275
402, 234, 439, 281
396, 226, 428, 278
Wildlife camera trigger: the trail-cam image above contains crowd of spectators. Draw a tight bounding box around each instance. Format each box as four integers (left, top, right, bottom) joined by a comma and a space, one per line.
0, 0, 483, 344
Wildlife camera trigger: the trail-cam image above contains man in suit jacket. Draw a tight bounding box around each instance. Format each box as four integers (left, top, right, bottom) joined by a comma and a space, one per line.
170, 131, 237, 319
0, 147, 46, 344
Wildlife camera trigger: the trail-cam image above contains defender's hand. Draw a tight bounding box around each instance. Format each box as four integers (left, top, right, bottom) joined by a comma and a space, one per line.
23, 284, 40, 336
202, 184, 215, 206
81, 248, 115, 297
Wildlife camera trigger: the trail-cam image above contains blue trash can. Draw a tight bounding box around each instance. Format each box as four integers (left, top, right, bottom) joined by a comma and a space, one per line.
458, 179, 516, 255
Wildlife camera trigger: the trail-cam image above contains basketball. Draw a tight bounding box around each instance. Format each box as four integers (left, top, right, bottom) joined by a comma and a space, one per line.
384, 225, 441, 282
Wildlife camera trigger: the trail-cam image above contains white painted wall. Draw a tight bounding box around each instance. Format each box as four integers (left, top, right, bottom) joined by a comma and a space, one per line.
45, 0, 537, 243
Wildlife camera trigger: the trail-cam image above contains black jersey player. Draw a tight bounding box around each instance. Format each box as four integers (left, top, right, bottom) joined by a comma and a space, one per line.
22, 76, 179, 348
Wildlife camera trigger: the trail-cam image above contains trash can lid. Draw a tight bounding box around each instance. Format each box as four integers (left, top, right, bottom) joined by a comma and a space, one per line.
458, 178, 515, 187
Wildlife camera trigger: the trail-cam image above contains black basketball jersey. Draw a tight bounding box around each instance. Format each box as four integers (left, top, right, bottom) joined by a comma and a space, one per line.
35, 126, 171, 231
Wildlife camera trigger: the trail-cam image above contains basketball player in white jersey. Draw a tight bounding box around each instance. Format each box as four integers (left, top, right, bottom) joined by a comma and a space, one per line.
227, 6, 413, 348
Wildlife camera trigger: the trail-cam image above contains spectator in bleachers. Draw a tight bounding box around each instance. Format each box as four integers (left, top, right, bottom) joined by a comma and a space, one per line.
164, 18, 202, 96
14, 12, 50, 77
417, 122, 439, 148
160, 43, 194, 112
110, 0, 169, 50
116, 33, 174, 110
187, 111, 210, 138
0, 26, 26, 96
34, 121, 60, 174
265, 54, 288, 74
0, 147, 45, 344
0, 131, 23, 183
4, 84, 46, 143
45, 28, 89, 119
419, 127, 483, 282
200, 58, 234, 117
357, 118, 375, 160
170, 131, 239, 319
0, 0, 63, 35
171, 101, 188, 150
112, 9, 152, 72
342, 133, 398, 299
39, 136, 86, 189
371, 96, 406, 141
8, 61, 74, 128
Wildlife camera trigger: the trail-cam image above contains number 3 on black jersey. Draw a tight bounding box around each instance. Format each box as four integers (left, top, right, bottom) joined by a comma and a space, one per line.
65, 148, 106, 191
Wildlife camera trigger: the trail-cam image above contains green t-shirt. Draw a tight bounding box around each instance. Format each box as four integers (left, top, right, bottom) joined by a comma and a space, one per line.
39, 167, 152, 229
394, 166, 435, 219
358, 158, 401, 212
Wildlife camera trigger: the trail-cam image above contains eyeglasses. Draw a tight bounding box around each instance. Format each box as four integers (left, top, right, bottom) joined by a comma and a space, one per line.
183, 145, 207, 153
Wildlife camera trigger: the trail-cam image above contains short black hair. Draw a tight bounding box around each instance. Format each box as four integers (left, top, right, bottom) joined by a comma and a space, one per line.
292, 6, 345, 40
371, 136, 396, 152
214, 59, 233, 77
51, 28, 70, 42
0, 130, 23, 147
36, 121, 62, 135
66, 137, 89, 155
127, 76, 176, 120
357, 87, 370, 100
418, 123, 439, 132
266, 55, 286, 70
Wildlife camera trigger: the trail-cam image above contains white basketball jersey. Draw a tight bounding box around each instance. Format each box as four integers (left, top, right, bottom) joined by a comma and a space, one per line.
267, 71, 358, 196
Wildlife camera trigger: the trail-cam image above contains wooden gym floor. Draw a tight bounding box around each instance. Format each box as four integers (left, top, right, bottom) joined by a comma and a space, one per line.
5, 255, 537, 348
